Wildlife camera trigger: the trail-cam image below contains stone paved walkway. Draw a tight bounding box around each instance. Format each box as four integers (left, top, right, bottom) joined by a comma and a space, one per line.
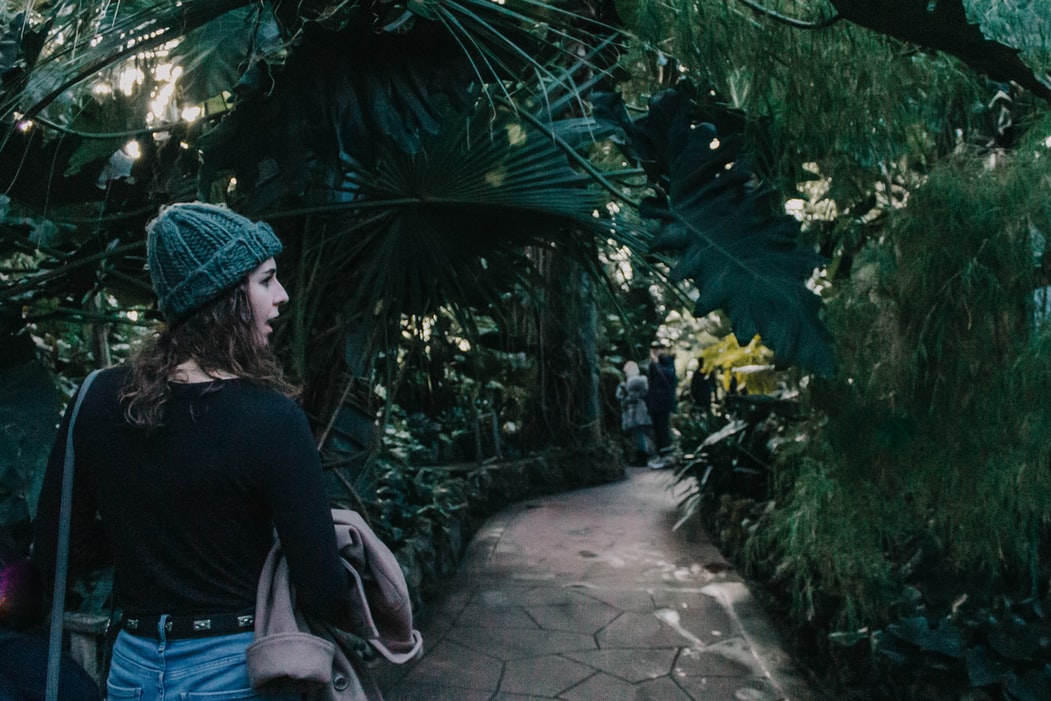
375, 467, 817, 701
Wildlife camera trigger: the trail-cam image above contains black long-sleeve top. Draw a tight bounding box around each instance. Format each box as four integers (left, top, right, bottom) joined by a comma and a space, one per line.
646, 356, 678, 414
33, 366, 348, 621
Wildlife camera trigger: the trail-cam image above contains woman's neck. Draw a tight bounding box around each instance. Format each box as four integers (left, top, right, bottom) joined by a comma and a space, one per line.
170, 359, 237, 383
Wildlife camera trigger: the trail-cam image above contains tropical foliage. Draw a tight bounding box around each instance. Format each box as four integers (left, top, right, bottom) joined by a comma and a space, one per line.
632, 2, 1051, 698
5, 0, 1051, 698
0, 0, 834, 528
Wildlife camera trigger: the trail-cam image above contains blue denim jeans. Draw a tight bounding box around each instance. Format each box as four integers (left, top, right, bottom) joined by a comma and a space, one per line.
107, 618, 300, 700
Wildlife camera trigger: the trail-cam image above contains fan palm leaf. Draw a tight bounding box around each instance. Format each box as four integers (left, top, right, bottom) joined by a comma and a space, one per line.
299, 99, 613, 326
430, 0, 616, 93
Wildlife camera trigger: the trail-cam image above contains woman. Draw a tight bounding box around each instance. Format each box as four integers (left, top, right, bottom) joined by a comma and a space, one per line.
33, 202, 350, 700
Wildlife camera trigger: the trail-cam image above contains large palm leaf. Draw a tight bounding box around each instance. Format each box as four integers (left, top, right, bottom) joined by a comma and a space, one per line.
2, 0, 612, 184
289, 98, 619, 329
0, 0, 620, 325
191, 0, 619, 211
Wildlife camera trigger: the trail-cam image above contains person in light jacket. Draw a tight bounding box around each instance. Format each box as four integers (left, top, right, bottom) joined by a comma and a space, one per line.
616, 361, 652, 466
34, 203, 354, 700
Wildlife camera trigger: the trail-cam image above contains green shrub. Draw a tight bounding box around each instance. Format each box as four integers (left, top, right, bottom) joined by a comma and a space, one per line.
730, 143, 1051, 697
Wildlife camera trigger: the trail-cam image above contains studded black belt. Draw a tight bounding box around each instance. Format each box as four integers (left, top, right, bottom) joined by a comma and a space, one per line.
121, 610, 255, 639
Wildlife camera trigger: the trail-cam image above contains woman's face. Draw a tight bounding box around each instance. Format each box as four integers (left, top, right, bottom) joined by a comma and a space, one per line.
244, 257, 288, 346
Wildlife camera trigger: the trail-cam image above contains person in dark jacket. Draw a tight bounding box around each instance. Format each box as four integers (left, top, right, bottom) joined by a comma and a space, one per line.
646, 345, 678, 468
689, 361, 715, 416
33, 203, 350, 701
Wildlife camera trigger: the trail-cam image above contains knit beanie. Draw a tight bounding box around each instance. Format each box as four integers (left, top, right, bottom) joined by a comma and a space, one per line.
146, 202, 283, 322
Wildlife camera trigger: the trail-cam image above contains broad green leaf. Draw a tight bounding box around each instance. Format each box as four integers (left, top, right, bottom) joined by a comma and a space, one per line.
885, 616, 964, 658
827, 629, 869, 647
965, 0, 1051, 80
0, 10, 49, 79
195, 30, 480, 211
3, 0, 248, 121
169, 5, 285, 104
965, 644, 1010, 687
63, 84, 154, 177
1003, 669, 1051, 701
593, 89, 834, 374
0, 342, 60, 530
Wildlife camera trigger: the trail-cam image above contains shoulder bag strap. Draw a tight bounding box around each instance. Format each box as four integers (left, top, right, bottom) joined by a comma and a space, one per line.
45, 368, 104, 701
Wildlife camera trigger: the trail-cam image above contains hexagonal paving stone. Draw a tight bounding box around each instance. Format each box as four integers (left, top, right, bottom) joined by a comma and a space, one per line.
673, 638, 758, 678
559, 671, 634, 700
500, 655, 595, 696
446, 625, 597, 660
392, 639, 502, 692
563, 648, 678, 683
525, 601, 620, 634
674, 675, 781, 700
455, 602, 540, 630
635, 676, 695, 701
574, 587, 656, 612
383, 683, 494, 701
649, 591, 736, 638
474, 585, 596, 608
596, 611, 688, 648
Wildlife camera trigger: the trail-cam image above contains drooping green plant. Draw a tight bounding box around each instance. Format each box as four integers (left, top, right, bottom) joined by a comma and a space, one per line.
750, 130, 1051, 633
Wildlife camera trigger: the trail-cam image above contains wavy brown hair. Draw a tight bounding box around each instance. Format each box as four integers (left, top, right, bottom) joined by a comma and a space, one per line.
122, 283, 297, 430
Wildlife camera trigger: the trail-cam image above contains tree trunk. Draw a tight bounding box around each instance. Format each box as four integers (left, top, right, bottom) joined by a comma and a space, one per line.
536, 241, 602, 448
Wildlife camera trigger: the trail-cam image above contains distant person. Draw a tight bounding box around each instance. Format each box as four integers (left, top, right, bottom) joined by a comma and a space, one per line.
646, 345, 678, 468
616, 361, 652, 467
689, 362, 714, 415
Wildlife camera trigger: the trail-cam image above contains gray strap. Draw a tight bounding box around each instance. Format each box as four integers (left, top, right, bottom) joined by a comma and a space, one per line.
45, 368, 104, 701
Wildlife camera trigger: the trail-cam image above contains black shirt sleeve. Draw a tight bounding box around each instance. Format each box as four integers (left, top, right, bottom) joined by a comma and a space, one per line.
260, 401, 349, 622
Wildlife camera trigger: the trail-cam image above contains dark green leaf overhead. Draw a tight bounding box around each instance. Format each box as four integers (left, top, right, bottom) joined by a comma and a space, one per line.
0, 11, 49, 84
168, 5, 285, 105
0, 0, 249, 122
593, 89, 834, 374
827, 0, 1051, 102
0, 0, 623, 338
197, 22, 479, 211
194, 0, 619, 212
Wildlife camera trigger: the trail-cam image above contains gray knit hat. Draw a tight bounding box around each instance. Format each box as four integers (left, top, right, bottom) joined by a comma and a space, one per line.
146, 202, 283, 322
